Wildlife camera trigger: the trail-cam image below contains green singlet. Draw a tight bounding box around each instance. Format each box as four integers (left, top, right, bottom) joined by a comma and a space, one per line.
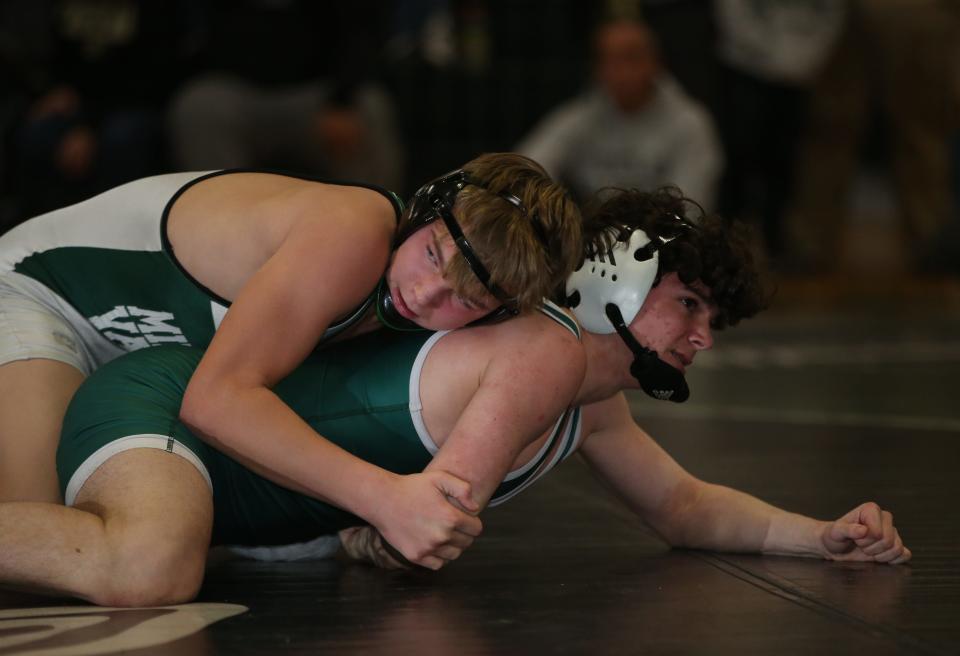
57, 302, 583, 547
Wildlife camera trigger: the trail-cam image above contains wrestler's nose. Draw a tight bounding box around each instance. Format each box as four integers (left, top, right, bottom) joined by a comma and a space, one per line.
415, 274, 448, 308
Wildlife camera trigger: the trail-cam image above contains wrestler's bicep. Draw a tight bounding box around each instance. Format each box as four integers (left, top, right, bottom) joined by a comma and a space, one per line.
425, 329, 585, 508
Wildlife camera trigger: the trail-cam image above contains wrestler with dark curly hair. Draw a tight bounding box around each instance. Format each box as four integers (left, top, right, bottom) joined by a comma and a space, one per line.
578, 186, 768, 330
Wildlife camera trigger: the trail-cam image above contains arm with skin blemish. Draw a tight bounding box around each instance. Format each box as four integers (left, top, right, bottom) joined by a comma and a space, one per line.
420, 315, 587, 509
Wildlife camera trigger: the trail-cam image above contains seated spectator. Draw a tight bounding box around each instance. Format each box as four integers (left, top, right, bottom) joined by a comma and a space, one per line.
517, 17, 722, 208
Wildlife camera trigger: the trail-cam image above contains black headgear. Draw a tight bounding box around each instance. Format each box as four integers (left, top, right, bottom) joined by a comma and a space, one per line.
377, 169, 547, 330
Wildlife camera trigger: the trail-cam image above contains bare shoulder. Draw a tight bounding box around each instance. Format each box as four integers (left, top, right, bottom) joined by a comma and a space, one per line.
287, 182, 397, 251
457, 309, 583, 366
273, 186, 394, 317
501, 311, 585, 379
461, 311, 586, 409
305, 182, 398, 225
244, 177, 396, 317
425, 310, 585, 399
170, 172, 397, 260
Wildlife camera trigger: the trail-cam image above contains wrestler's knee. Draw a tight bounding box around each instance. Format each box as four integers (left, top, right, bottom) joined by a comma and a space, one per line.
91, 536, 207, 607
75, 449, 213, 607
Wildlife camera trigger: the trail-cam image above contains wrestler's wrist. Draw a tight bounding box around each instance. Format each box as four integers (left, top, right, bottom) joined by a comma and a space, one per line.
346, 468, 400, 528
764, 513, 828, 558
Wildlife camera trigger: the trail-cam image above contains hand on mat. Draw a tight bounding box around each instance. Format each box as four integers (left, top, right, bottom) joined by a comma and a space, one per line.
339, 526, 407, 570
370, 470, 483, 570
820, 502, 911, 565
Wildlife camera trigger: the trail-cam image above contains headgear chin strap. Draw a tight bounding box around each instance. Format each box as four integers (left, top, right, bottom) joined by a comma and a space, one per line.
379, 169, 547, 329
564, 220, 690, 402
605, 304, 689, 403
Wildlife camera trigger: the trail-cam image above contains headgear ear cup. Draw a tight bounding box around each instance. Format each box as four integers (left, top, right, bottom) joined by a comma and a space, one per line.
565, 229, 660, 335
566, 222, 693, 403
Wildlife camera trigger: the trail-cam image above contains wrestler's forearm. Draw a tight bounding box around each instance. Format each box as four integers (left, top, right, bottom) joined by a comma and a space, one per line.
580, 407, 827, 560
656, 481, 825, 558
182, 384, 396, 522
0, 502, 111, 602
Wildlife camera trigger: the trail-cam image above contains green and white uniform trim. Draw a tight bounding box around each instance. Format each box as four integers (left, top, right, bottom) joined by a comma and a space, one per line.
65, 434, 213, 505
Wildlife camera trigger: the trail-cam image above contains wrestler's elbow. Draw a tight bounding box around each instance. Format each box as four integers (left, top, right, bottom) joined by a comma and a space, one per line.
646, 478, 706, 549
179, 372, 235, 439
179, 380, 209, 432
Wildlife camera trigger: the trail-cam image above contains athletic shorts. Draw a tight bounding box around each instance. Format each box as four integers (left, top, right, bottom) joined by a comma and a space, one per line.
0, 272, 124, 374
57, 345, 213, 506
57, 345, 362, 546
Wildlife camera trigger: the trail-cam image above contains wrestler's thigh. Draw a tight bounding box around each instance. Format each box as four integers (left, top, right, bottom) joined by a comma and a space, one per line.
0, 359, 85, 503
76, 448, 213, 602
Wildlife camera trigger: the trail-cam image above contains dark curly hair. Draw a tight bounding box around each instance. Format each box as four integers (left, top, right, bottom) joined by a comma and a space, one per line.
575, 187, 770, 329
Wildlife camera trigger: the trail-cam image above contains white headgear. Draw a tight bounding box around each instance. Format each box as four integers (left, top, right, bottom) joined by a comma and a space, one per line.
565, 228, 669, 334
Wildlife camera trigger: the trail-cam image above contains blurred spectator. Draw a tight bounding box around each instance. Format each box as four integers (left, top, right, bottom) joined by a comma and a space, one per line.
516, 17, 721, 208
386, 0, 456, 69
787, 0, 960, 274
384, 0, 595, 192
167, 0, 403, 192
0, 0, 44, 228
4, 0, 196, 218
714, 0, 846, 261
640, 0, 722, 115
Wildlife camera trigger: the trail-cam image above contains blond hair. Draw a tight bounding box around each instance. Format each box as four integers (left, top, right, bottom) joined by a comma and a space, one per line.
406, 153, 582, 313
